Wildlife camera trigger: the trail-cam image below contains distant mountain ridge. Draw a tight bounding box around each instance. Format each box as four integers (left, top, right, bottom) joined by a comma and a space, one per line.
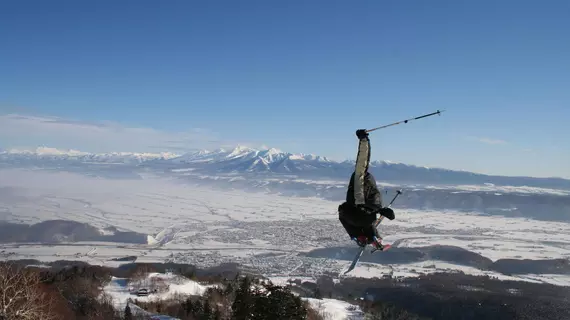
165, 146, 570, 190
170, 145, 337, 173
0, 146, 179, 163
2, 145, 570, 190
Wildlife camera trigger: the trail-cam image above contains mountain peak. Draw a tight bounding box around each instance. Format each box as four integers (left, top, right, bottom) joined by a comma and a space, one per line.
264, 147, 283, 154
227, 145, 257, 158
232, 145, 253, 152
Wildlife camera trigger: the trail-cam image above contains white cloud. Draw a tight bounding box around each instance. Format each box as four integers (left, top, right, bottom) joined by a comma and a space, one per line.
467, 136, 507, 145
0, 113, 230, 153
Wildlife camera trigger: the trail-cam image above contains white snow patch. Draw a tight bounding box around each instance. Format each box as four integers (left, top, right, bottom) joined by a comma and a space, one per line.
98, 228, 116, 236
267, 276, 315, 286
103, 272, 215, 310
337, 259, 570, 285
126, 303, 180, 320
303, 298, 365, 320
171, 168, 196, 173
423, 183, 570, 196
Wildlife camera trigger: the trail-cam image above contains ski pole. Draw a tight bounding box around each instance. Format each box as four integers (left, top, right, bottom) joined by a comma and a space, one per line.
386, 189, 403, 208
371, 189, 404, 250
374, 189, 403, 227
365, 110, 445, 133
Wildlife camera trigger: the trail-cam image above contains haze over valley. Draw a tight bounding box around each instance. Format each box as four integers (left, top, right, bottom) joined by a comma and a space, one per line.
1, 145, 569, 288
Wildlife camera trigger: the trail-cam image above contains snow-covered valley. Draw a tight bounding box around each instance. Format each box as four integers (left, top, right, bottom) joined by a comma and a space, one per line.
1, 167, 569, 290
3, 145, 569, 223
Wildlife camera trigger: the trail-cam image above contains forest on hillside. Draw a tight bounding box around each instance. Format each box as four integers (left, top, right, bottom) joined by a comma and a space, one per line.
0, 259, 569, 320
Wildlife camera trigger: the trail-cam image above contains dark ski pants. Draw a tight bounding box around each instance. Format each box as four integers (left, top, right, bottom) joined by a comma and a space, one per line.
338, 204, 380, 241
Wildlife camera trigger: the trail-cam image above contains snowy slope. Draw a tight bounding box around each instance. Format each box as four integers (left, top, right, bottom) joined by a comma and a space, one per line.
304, 298, 365, 320
127, 303, 180, 320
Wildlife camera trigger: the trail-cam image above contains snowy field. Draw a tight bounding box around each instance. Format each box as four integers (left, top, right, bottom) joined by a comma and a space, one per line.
420, 183, 570, 196
1, 168, 570, 287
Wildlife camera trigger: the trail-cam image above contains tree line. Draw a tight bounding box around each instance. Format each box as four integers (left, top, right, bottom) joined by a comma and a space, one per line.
2, 260, 569, 320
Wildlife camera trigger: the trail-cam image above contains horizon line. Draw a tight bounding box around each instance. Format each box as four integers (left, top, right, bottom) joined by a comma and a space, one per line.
1, 144, 568, 181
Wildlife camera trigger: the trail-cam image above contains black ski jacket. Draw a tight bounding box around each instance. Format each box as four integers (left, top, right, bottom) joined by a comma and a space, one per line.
345, 171, 382, 209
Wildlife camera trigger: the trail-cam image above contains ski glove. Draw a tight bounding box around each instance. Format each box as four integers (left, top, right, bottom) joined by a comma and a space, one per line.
379, 207, 395, 220
356, 129, 369, 140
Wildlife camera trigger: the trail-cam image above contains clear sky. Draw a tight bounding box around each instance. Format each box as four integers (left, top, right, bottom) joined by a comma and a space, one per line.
0, 0, 568, 178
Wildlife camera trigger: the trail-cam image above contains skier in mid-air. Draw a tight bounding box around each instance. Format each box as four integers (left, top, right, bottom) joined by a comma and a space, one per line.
338, 129, 395, 250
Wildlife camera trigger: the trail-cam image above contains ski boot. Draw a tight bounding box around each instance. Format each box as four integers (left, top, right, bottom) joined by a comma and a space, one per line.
371, 236, 391, 252
352, 236, 369, 247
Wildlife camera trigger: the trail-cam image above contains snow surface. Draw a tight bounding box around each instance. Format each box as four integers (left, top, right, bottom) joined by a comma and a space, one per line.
423, 183, 570, 196
102, 271, 364, 320
103, 272, 214, 310
304, 298, 365, 320
1, 168, 570, 288
127, 303, 180, 320
339, 260, 544, 283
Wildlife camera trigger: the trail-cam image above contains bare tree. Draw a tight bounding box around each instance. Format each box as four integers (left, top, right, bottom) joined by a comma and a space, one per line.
0, 262, 57, 320
128, 264, 155, 292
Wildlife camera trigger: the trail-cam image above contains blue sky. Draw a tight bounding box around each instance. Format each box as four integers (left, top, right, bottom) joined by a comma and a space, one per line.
0, 0, 568, 178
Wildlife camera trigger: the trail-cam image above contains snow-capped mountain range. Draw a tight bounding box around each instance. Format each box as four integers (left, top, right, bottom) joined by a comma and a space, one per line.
0, 147, 179, 163
169, 145, 341, 173
2, 145, 570, 190
174, 145, 333, 164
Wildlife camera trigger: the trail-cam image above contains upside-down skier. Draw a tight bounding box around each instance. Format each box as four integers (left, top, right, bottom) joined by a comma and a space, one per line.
338, 129, 395, 250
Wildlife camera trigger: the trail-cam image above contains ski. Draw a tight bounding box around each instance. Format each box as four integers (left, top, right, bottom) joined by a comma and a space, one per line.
343, 245, 365, 275
371, 243, 392, 254
343, 224, 385, 275
342, 190, 403, 274
343, 238, 391, 275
